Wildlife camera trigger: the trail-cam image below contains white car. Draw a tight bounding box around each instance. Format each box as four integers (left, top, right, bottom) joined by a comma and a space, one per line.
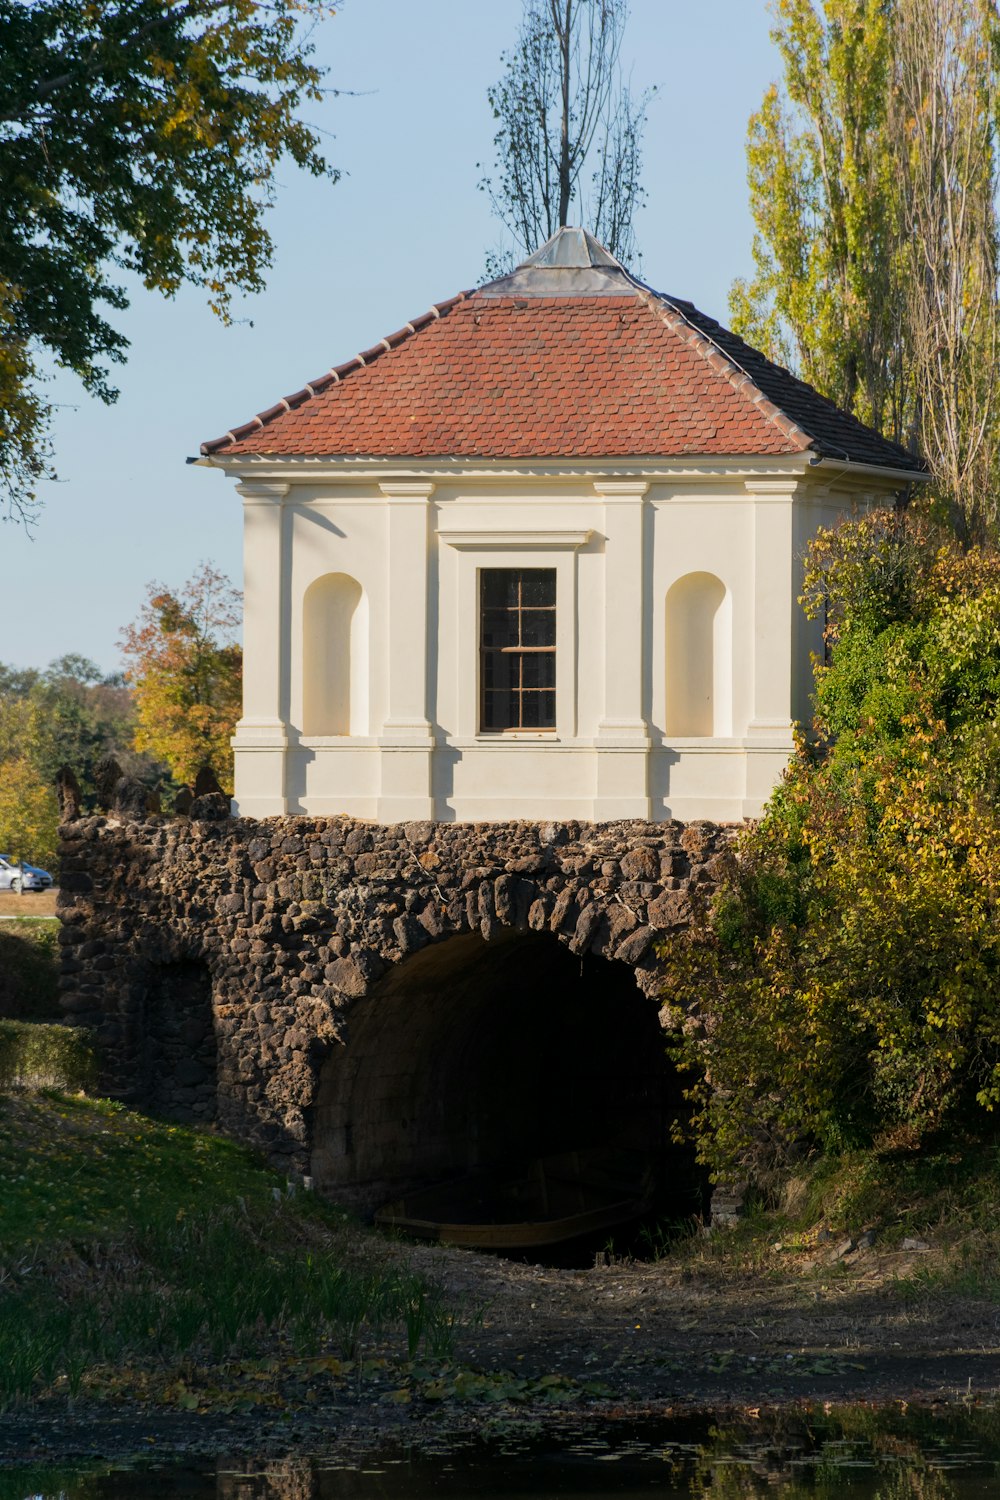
0, 855, 54, 893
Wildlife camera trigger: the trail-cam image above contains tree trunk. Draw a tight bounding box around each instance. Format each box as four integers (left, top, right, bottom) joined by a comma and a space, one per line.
557, 0, 573, 226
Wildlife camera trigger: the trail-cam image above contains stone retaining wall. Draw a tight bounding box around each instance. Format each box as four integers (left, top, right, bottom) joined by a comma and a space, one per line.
57, 809, 734, 1183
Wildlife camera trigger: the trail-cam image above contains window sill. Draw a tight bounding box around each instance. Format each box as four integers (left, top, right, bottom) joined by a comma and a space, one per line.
475, 731, 558, 742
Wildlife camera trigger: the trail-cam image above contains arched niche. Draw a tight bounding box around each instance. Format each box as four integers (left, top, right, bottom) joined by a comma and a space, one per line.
664, 572, 732, 737
302, 573, 369, 736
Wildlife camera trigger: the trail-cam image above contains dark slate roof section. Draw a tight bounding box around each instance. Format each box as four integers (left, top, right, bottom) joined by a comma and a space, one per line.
645, 287, 926, 475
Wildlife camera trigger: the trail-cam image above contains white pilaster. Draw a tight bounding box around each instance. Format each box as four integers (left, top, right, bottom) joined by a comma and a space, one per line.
745, 479, 808, 738
377, 481, 436, 820
232, 481, 290, 816
741, 478, 803, 818
593, 480, 651, 819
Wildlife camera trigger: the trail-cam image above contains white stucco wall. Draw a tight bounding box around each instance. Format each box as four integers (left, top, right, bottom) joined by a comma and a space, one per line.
222, 458, 904, 824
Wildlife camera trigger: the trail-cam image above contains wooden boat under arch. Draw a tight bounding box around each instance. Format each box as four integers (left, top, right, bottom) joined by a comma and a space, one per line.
374, 1147, 656, 1251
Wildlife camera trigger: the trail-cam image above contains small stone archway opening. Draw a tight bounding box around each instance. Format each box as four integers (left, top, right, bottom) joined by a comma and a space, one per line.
311, 929, 699, 1228
137, 959, 218, 1125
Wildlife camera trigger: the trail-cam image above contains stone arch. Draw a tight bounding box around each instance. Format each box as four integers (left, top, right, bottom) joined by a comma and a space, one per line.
310, 927, 685, 1215
60, 813, 731, 1183
302, 572, 369, 736
664, 571, 732, 737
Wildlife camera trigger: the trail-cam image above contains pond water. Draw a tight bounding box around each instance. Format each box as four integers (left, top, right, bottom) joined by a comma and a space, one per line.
5, 1406, 1000, 1500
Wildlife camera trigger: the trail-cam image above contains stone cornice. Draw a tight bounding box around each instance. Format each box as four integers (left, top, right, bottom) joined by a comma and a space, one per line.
592, 479, 650, 500
201, 453, 823, 488
377, 481, 436, 501
743, 478, 817, 503
234, 480, 291, 503
438, 528, 594, 550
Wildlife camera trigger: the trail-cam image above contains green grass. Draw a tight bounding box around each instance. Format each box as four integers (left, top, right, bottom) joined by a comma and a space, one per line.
0, 1091, 456, 1409
671, 1139, 1000, 1294
780, 1142, 1000, 1242
0, 918, 60, 1020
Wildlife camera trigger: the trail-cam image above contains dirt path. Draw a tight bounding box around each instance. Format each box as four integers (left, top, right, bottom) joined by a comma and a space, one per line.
401, 1234, 1000, 1405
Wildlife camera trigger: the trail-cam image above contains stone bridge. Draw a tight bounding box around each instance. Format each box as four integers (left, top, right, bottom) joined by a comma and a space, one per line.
58, 802, 733, 1212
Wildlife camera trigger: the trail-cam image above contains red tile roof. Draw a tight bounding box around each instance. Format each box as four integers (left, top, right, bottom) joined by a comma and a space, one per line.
201, 262, 922, 475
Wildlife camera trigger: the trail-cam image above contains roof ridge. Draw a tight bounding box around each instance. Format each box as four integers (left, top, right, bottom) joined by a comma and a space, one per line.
201, 290, 476, 455
627, 281, 814, 454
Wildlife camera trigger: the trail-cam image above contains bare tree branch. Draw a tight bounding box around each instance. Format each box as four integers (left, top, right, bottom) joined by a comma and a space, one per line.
479, 0, 652, 267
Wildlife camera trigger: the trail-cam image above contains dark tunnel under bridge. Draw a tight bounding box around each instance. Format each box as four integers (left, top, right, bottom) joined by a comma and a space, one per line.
310, 928, 701, 1232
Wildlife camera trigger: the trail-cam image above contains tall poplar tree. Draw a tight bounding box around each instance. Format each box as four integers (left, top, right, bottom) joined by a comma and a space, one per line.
735, 0, 1000, 546
891, 0, 1000, 544
729, 0, 906, 442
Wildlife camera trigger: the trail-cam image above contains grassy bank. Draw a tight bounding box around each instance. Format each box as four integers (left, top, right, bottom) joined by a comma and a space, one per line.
667, 1142, 1000, 1294
0, 1091, 457, 1410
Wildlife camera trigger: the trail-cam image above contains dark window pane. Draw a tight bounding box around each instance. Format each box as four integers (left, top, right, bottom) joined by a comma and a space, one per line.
520, 691, 556, 728
482, 609, 515, 650
520, 610, 556, 648
482, 570, 518, 608
522, 653, 555, 689
520, 571, 556, 606
483, 651, 517, 692
482, 689, 518, 732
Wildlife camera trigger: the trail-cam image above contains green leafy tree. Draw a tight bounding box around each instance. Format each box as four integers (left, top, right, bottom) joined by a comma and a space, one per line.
0, 654, 162, 807
733, 0, 1000, 543
730, 0, 905, 439
480, 0, 653, 273
0, 0, 338, 523
120, 563, 242, 790
665, 513, 1000, 1176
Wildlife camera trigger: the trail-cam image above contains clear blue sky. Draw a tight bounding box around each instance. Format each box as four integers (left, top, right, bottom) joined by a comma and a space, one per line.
2, 0, 778, 675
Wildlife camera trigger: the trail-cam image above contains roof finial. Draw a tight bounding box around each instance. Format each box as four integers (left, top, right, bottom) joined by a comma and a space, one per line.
519, 226, 622, 271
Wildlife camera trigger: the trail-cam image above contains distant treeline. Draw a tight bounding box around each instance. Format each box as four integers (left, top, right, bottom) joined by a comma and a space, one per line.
0, 654, 171, 870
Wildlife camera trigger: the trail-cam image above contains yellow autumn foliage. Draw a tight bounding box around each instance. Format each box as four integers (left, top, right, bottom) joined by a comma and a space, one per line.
120, 564, 242, 793
0, 757, 59, 871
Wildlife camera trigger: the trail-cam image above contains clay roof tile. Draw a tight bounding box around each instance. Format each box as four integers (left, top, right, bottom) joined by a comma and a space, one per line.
201, 230, 924, 474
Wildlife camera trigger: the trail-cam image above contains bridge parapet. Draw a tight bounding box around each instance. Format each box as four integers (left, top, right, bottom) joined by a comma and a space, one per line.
57, 812, 736, 1180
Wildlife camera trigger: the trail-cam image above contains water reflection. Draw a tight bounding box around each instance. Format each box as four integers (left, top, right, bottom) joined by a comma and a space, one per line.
4, 1405, 1000, 1500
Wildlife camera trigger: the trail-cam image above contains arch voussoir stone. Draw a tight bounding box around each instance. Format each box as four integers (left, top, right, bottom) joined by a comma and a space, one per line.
57, 812, 736, 1176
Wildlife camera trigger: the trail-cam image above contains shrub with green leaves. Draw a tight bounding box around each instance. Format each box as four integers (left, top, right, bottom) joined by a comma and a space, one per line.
0, 918, 60, 1020
0, 1020, 95, 1091
665, 512, 1000, 1176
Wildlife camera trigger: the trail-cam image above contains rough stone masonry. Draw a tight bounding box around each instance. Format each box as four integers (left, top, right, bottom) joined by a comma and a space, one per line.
57, 787, 734, 1195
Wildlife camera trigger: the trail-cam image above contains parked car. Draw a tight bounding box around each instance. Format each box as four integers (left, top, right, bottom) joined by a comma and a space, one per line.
0, 855, 54, 893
